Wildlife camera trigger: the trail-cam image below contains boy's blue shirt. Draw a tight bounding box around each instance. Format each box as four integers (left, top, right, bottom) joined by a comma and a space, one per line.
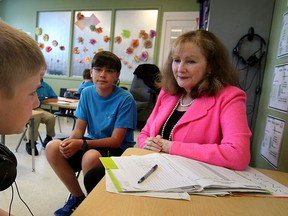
78, 81, 94, 94
36, 79, 58, 103
75, 85, 137, 150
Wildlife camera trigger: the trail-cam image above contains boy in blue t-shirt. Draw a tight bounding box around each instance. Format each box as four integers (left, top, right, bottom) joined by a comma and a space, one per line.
78, 68, 94, 94
46, 51, 137, 216
26, 68, 58, 155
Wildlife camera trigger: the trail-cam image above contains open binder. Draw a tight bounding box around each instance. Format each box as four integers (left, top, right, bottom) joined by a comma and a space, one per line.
100, 153, 288, 199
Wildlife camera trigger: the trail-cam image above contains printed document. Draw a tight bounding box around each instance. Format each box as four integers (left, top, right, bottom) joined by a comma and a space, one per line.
100, 153, 288, 198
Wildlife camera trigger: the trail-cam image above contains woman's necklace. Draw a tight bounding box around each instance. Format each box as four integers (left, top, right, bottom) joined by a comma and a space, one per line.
161, 97, 181, 141
161, 94, 195, 141
180, 94, 194, 107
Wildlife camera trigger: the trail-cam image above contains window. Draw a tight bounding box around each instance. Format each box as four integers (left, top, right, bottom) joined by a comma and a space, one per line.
113, 10, 158, 82
71, 10, 112, 77
36, 11, 72, 76
36, 9, 158, 82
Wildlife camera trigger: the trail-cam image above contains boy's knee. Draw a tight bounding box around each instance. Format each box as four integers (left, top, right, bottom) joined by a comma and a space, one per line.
45, 139, 60, 158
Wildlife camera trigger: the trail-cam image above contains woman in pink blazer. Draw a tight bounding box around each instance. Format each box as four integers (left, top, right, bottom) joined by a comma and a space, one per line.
138, 30, 251, 171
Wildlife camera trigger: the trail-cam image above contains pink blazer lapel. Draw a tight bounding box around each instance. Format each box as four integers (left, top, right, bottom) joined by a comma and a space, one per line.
178, 95, 216, 124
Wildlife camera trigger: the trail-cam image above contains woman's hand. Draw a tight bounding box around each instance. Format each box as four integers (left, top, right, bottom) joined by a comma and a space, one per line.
143, 135, 172, 153
59, 138, 82, 158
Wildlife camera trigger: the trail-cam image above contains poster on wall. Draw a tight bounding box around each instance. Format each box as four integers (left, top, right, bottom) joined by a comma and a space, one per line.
268, 64, 288, 112
260, 115, 285, 168
277, 11, 288, 58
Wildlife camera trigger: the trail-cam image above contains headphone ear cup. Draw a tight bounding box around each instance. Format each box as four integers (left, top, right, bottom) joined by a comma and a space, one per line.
0, 144, 17, 191
239, 56, 247, 65
246, 54, 259, 67
233, 33, 266, 67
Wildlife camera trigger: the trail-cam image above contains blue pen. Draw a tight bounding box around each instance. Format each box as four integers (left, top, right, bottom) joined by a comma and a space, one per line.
137, 164, 158, 184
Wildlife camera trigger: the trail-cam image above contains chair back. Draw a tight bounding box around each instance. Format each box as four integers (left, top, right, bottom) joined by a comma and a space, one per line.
59, 88, 67, 97
130, 76, 151, 102
130, 64, 160, 112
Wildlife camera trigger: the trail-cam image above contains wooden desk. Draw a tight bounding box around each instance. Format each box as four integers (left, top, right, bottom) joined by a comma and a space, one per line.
73, 148, 288, 216
43, 97, 78, 110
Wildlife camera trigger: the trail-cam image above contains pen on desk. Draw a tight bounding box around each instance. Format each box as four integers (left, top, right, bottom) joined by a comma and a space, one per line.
137, 164, 158, 184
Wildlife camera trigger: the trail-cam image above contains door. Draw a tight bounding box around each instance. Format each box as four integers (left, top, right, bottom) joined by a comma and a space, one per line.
158, 12, 199, 69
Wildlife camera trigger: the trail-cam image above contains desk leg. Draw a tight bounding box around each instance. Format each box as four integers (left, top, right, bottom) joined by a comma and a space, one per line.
1, 134, 5, 145
30, 118, 35, 172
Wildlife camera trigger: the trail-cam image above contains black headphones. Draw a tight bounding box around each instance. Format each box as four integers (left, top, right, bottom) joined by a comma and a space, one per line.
233, 28, 266, 67
0, 143, 17, 191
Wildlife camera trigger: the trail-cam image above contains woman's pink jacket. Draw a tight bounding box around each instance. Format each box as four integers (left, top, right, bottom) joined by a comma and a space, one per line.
138, 86, 252, 171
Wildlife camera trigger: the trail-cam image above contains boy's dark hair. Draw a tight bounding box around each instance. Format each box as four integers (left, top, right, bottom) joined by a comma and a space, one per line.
83, 69, 91, 79
91, 51, 121, 72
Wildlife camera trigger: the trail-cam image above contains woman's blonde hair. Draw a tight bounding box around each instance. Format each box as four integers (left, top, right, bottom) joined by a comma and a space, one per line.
161, 30, 239, 98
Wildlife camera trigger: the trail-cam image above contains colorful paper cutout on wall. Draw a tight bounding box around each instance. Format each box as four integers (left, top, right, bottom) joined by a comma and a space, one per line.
73, 47, 80, 54
95, 27, 103, 34
149, 30, 156, 38
43, 34, 49, 42
143, 39, 152, 49
83, 47, 89, 53
114, 36, 122, 44
75, 13, 100, 30
126, 47, 134, 54
138, 30, 148, 39
77, 37, 84, 44
85, 55, 91, 64
39, 43, 44, 49
134, 55, 140, 63
131, 39, 139, 48
89, 39, 97, 45
103, 35, 110, 43
139, 51, 149, 61
76, 12, 84, 21
90, 25, 96, 31
36, 27, 42, 36
52, 40, 58, 47
45, 46, 52, 53
121, 29, 131, 38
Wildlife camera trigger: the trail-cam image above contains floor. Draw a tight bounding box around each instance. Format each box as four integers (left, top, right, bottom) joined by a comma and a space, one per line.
0, 117, 140, 216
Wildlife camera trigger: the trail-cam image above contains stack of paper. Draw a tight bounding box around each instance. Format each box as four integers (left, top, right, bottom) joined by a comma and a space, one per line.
100, 153, 288, 200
